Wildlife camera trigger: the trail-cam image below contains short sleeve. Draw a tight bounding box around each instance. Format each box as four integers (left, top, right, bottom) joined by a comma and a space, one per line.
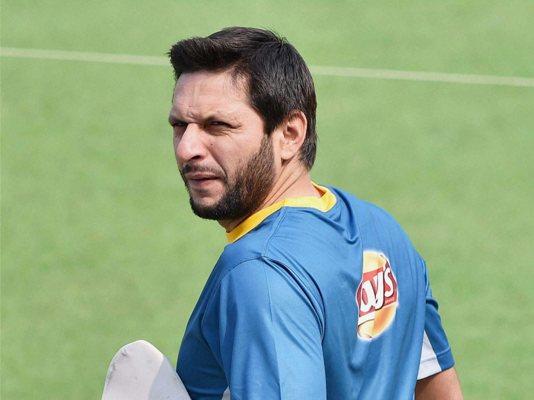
417, 259, 455, 380
202, 258, 326, 400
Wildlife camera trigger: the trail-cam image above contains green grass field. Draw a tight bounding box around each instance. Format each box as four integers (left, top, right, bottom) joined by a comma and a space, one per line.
2, 1, 533, 398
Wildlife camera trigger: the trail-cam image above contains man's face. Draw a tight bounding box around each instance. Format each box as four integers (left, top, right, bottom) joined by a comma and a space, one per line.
169, 70, 275, 222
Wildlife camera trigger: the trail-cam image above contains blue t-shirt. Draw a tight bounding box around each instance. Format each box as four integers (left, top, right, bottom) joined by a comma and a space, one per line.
177, 184, 454, 399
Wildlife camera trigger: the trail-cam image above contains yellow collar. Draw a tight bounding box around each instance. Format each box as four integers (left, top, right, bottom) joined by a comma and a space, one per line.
226, 182, 337, 243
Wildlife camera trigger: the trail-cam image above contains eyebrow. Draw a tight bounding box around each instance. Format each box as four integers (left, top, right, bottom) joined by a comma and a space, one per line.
168, 112, 240, 126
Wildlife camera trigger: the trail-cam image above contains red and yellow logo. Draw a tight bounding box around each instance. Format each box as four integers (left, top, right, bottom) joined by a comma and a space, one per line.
356, 251, 398, 340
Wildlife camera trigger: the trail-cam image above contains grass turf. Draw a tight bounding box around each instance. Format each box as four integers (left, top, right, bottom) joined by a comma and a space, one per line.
2, 1, 533, 398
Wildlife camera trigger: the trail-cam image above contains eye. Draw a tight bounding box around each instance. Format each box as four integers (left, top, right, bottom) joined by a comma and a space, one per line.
171, 121, 187, 133
209, 120, 230, 127
171, 121, 187, 139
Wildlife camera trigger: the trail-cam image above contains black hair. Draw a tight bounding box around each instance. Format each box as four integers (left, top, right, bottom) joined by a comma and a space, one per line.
168, 27, 317, 170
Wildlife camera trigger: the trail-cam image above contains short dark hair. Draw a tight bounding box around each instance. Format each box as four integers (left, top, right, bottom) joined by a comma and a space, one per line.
168, 27, 317, 170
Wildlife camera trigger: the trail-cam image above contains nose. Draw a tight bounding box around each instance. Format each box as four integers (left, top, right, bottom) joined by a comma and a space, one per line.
174, 123, 207, 166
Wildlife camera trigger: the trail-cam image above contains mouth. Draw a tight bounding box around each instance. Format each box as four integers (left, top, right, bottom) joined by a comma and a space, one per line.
185, 173, 221, 189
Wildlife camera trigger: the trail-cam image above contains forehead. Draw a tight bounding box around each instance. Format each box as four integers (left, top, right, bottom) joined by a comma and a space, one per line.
171, 70, 251, 120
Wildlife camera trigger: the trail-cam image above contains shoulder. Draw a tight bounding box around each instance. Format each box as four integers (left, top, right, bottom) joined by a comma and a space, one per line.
332, 186, 403, 227
267, 185, 409, 247
216, 256, 305, 299
207, 256, 321, 323
204, 256, 325, 339
335, 187, 412, 241
219, 257, 271, 294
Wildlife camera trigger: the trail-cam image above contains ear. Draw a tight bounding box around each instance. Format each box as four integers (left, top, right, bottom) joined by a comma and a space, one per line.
278, 110, 308, 162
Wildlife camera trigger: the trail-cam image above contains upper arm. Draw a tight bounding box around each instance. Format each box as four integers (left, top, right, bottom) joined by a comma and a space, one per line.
416, 367, 463, 400
202, 258, 326, 400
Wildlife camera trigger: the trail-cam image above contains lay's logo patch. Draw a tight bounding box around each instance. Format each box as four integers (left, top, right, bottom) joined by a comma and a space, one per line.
356, 251, 398, 340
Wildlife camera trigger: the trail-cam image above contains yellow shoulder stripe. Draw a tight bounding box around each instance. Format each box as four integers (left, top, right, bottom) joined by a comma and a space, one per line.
226, 182, 337, 243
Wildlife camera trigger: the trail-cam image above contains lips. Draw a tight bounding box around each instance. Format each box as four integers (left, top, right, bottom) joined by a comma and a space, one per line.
181, 164, 224, 190
185, 173, 221, 189
185, 173, 219, 180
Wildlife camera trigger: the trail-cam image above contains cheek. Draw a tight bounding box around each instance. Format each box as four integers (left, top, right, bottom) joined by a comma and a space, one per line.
271, 141, 282, 162
203, 143, 233, 178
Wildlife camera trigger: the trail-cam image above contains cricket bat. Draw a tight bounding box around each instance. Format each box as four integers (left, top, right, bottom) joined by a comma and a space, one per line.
101, 340, 191, 400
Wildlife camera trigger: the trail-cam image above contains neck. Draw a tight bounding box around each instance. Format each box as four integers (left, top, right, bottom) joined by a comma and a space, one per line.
219, 162, 319, 232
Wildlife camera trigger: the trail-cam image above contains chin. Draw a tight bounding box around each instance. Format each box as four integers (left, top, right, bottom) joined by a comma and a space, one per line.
190, 197, 217, 209
189, 197, 222, 220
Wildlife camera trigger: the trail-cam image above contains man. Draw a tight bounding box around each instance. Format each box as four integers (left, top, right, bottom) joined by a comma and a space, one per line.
103, 27, 462, 400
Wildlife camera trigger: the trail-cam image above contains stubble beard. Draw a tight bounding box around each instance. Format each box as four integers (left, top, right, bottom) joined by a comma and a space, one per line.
181, 135, 275, 222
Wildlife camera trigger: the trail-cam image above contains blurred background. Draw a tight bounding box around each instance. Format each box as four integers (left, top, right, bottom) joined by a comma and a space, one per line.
2, 1, 533, 398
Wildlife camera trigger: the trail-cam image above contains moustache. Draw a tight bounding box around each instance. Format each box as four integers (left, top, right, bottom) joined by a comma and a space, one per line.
180, 164, 226, 180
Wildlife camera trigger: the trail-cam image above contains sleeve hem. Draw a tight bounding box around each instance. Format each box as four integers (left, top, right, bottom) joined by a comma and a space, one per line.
417, 349, 455, 380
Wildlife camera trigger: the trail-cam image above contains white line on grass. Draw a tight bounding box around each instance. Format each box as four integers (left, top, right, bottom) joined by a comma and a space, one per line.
0, 47, 169, 66
2, 46, 533, 88
310, 66, 534, 88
